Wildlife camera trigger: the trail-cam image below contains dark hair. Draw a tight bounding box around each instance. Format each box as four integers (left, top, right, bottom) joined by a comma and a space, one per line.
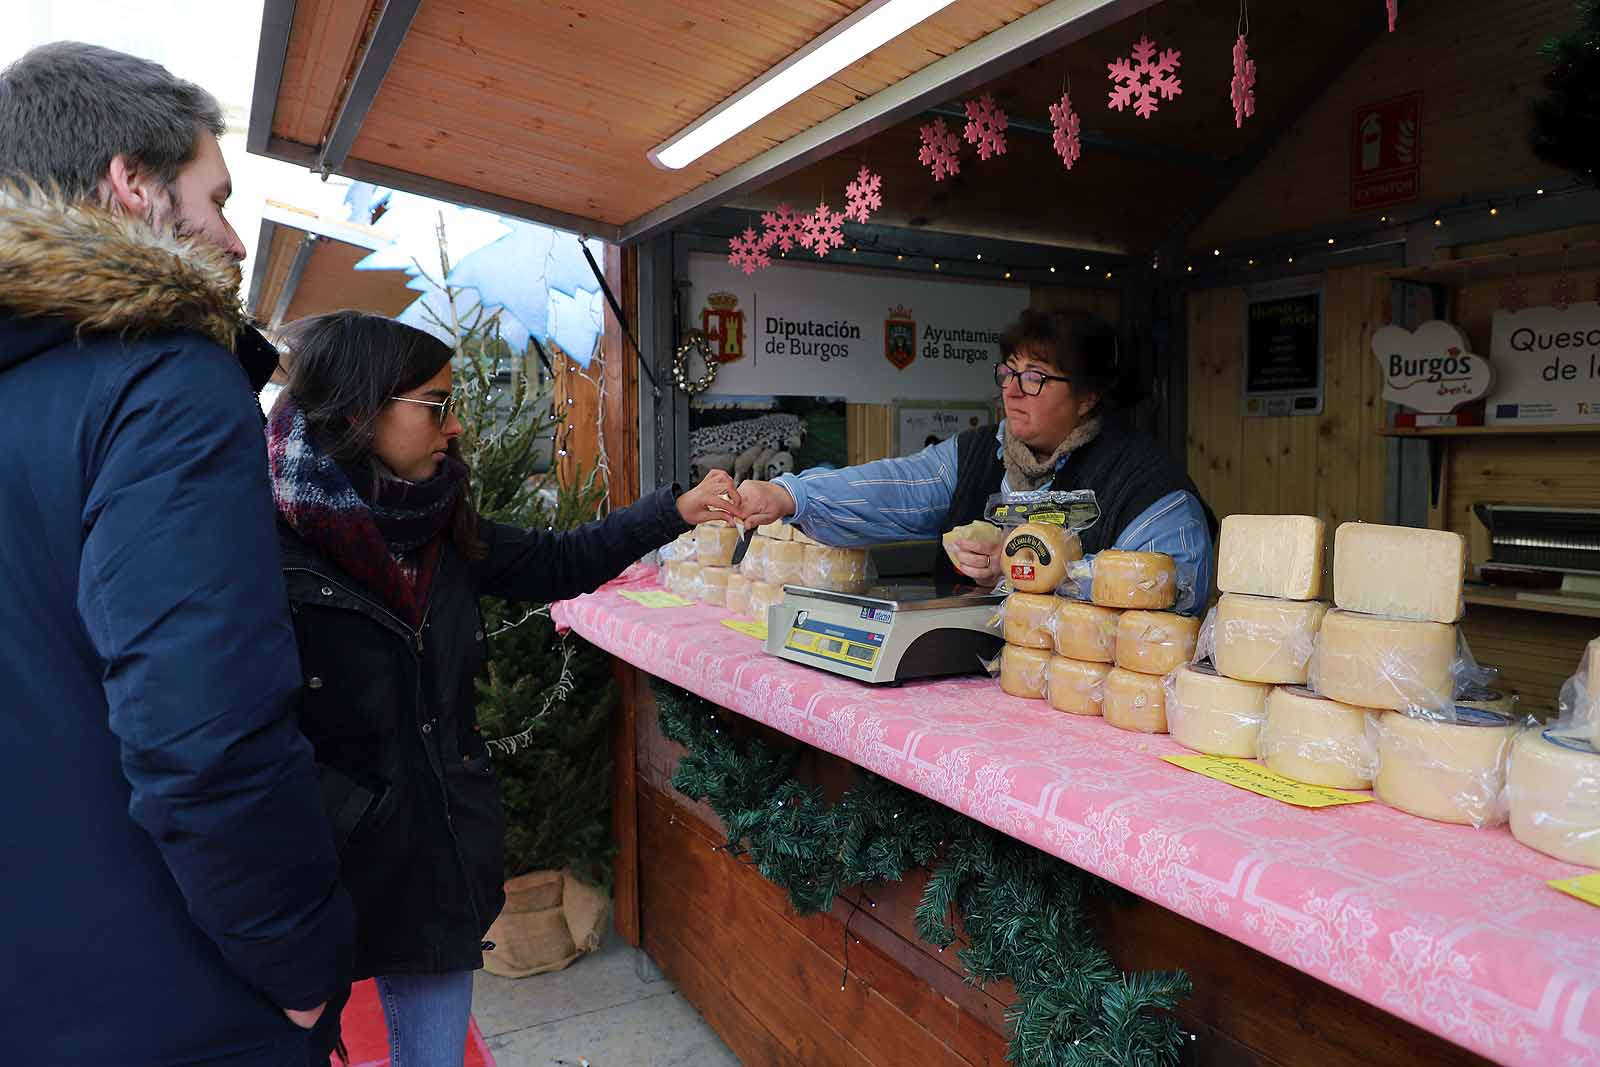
281, 311, 484, 559
0, 42, 225, 201
999, 308, 1144, 411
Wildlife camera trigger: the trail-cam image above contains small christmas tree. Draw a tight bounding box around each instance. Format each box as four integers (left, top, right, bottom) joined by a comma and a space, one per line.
1529, 1, 1600, 184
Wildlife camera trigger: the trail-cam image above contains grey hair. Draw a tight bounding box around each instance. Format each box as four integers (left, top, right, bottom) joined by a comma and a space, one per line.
0, 41, 226, 201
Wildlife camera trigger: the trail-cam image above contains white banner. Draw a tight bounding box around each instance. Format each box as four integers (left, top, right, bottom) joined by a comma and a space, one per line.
685, 252, 1030, 403
1488, 303, 1600, 424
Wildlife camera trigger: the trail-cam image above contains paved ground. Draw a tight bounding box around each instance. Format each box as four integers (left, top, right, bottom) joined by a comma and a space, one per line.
472, 931, 740, 1067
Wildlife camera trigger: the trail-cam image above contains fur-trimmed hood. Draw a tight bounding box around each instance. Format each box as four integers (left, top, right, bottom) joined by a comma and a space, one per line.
0, 182, 259, 378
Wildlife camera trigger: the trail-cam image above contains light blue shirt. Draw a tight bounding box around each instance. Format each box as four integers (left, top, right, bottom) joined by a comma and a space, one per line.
774, 423, 1214, 614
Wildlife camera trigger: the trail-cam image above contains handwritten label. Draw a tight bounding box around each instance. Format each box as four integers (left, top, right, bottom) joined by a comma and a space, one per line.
619, 590, 693, 609
721, 618, 768, 641
1549, 872, 1600, 909
1162, 755, 1374, 809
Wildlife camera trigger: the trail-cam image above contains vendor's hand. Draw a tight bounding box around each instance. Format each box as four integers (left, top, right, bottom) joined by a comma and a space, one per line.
952, 538, 1004, 587
736, 479, 796, 531
283, 1003, 325, 1030
677, 470, 745, 526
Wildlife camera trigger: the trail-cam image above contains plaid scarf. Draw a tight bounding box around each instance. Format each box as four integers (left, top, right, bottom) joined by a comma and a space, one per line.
267, 395, 465, 627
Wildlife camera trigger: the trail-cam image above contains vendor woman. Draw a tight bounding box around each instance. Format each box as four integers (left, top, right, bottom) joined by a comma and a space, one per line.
736, 308, 1216, 614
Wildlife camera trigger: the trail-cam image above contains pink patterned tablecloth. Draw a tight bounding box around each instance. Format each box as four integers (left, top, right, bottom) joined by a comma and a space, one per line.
554, 565, 1600, 1066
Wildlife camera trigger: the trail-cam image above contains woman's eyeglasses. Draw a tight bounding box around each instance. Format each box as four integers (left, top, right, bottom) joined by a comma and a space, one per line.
389, 392, 457, 426
994, 363, 1072, 397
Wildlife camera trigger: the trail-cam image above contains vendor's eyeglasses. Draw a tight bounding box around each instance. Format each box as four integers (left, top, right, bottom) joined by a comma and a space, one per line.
994, 363, 1072, 397
389, 392, 457, 426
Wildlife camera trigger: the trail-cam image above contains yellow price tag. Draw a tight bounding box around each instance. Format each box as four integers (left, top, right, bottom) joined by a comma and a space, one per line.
1549, 872, 1600, 909
721, 618, 768, 641
1162, 755, 1375, 809
619, 589, 693, 608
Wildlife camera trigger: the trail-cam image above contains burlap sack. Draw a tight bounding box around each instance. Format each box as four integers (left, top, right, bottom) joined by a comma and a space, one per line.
482, 868, 609, 978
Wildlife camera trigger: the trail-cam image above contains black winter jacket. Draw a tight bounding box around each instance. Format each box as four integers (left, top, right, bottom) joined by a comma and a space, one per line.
279, 487, 689, 978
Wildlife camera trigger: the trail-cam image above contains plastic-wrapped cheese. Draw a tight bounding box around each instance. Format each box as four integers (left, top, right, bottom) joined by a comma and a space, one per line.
1333, 522, 1466, 623
1053, 601, 1121, 663
1002, 593, 1059, 649
1002, 523, 1081, 594
1091, 550, 1178, 610
1506, 729, 1600, 866
1583, 637, 1600, 745
1312, 609, 1456, 713
1373, 708, 1516, 826
1102, 667, 1167, 733
790, 527, 821, 546
695, 522, 739, 566
943, 520, 1004, 567
764, 541, 806, 584
1114, 610, 1200, 676
739, 534, 771, 579
670, 560, 702, 600
698, 565, 733, 607
725, 572, 751, 616
757, 521, 792, 541
1047, 656, 1110, 716
1455, 683, 1515, 715
748, 581, 783, 623
801, 544, 869, 593
1166, 664, 1271, 758
999, 645, 1051, 699
1215, 594, 1328, 685
1217, 514, 1326, 600
1259, 686, 1376, 790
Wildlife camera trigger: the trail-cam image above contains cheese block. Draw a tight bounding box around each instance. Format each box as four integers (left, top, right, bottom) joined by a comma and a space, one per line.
1002, 523, 1081, 594
1332, 522, 1466, 623
1047, 656, 1110, 716
757, 521, 792, 541
748, 581, 783, 623
1091, 550, 1178, 610
1259, 686, 1376, 790
999, 645, 1051, 699
1217, 514, 1326, 600
1215, 594, 1329, 685
1102, 667, 1168, 733
660, 560, 682, 591
764, 540, 806, 584
1167, 664, 1272, 758
790, 526, 821, 546
695, 522, 739, 566
739, 534, 771, 579
802, 544, 869, 593
1373, 708, 1516, 826
698, 565, 733, 607
1114, 610, 1201, 676
942, 520, 1004, 566
725, 572, 752, 616
1506, 728, 1600, 866
670, 560, 702, 600
1455, 683, 1515, 715
1313, 609, 1456, 713
1003, 593, 1059, 649
664, 530, 698, 562
1053, 601, 1121, 663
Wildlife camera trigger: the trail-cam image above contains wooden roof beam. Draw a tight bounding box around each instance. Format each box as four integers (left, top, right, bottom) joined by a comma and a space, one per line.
314, 0, 423, 177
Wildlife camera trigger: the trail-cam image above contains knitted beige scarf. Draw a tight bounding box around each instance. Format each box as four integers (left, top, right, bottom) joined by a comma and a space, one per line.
1001, 416, 1102, 491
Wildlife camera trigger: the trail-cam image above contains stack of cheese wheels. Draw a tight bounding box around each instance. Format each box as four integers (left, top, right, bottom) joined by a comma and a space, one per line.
996, 524, 1078, 703
1048, 601, 1121, 717
1103, 610, 1199, 734
1213, 515, 1329, 686
759, 522, 806, 585
725, 572, 752, 616
695, 522, 739, 567
698, 565, 733, 608
1373, 706, 1517, 826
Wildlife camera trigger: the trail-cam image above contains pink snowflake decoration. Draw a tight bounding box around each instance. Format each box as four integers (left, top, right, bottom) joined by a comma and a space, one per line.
844, 165, 883, 224
1107, 35, 1183, 119
917, 117, 962, 181
726, 227, 771, 276
759, 202, 802, 253
1386, 0, 1397, 32
962, 92, 1009, 160
801, 201, 846, 257
1047, 92, 1081, 170
1231, 35, 1255, 128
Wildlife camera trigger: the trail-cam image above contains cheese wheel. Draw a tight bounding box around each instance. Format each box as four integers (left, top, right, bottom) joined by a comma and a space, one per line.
1455, 683, 1515, 715
1091, 550, 1178, 610
698, 565, 733, 607
739, 535, 771, 579
942, 520, 1004, 566
1215, 594, 1329, 684
1001, 523, 1081, 594
1333, 522, 1466, 623
1003, 593, 1059, 649
671, 560, 702, 599
1167, 664, 1272, 758
1047, 656, 1110, 716
665, 530, 698, 562
1259, 687, 1376, 790
1506, 729, 1600, 866
1053, 601, 1121, 663
1583, 637, 1600, 745
757, 521, 792, 541
802, 544, 869, 593
1114, 610, 1201, 676
1103, 667, 1168, 733
1373, 708, 1516, 826
695, 523, 739, 566
1313, 609, 1456, 713
1217, 514, 1326, 600
725, 572, 751, 616
764, 541, 806, 584
748, 581, 783, 623
999, 645, 1051, 699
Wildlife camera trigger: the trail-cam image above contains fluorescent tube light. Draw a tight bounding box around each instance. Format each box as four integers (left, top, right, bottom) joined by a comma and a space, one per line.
648, 0, 957, 170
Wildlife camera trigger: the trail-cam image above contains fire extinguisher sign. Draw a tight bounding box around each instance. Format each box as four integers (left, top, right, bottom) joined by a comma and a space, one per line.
1350, 92, 1422, 213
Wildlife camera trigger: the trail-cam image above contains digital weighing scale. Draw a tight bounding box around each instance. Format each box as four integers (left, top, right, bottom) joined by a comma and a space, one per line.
764, 583, 1006, 685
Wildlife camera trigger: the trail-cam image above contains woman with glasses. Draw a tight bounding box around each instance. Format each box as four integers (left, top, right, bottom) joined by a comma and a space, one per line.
265, 311, 741, 1064
737, 308, 1214, 613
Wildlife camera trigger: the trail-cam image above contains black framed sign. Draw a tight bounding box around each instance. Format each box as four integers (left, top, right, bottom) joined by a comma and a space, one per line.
1243, 281, 1324, 416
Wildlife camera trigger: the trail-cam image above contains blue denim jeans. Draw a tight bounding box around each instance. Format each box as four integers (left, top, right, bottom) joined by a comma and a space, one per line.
374, 971, 476, 1066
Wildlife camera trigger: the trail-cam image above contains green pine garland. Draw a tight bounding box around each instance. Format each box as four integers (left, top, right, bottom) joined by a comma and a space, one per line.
1529, 1, 1600, 184
653, 680, 1192, 1067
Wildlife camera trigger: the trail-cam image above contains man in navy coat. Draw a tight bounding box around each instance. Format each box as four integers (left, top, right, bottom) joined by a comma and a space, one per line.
0, 43, 354, 1065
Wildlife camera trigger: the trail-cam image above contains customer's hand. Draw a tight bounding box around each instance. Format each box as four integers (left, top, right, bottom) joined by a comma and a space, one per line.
283, 1003, 326, 1030
677, 470, 745, 526
951, 538, 1004, 587
737, 480, 797, 531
